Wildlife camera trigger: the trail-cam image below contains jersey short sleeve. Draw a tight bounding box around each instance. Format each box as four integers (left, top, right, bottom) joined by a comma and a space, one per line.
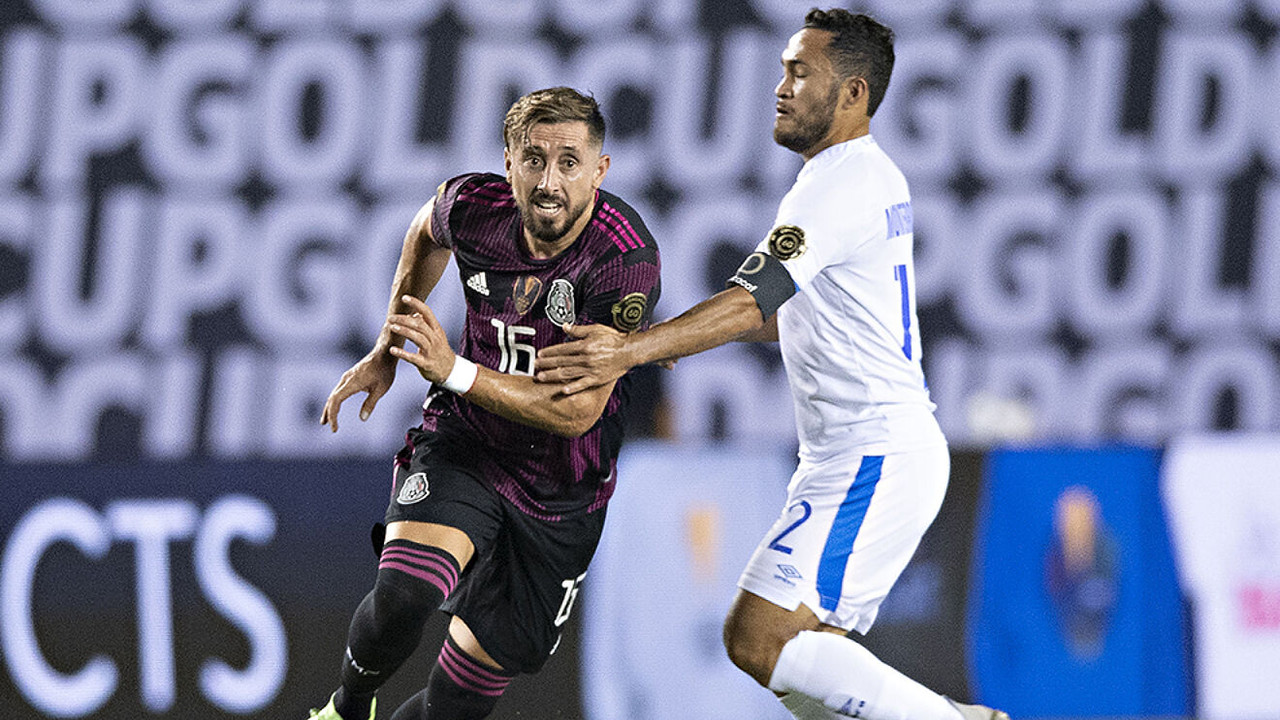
580, 193, 661, 332
430, 173, 488, 250
760, 175, 882, 292
581, 246, 661, 333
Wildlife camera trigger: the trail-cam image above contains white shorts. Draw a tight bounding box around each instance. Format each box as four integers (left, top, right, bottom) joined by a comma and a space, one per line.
737, 444, 949, 634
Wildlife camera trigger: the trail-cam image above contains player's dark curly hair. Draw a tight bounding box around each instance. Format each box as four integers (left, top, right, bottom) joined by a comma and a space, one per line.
803, 8, 895, 117
503, 86, 607, 150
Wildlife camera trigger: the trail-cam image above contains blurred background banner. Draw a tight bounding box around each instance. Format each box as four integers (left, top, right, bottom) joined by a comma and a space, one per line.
1163, 435, 1280, 720
581, 443, 796, 720
0, 0, 1277, 460
2, 0, 1278, 718
969, 447, 1190, 719
0, 460, 387, 718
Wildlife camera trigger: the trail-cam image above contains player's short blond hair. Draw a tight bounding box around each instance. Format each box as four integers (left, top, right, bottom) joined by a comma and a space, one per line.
503, 87, 606, 151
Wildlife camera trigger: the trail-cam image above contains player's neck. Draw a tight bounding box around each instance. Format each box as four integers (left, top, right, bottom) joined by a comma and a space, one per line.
800, 117, 870, 161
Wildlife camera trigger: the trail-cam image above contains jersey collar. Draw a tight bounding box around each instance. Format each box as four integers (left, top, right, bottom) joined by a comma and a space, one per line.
798, 134, 877, 181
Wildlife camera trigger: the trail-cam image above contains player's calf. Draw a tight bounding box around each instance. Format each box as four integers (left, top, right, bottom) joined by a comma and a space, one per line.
723, 589, 826, 687
389, 635, 516, 720
332, 540, 462, 719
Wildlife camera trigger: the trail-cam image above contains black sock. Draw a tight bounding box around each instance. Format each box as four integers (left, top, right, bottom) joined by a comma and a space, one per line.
388, 635, 516, 720
333, 540, 461, 720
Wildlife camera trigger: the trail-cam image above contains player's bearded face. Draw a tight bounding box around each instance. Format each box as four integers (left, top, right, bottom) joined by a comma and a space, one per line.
518, 185, 592, 243
508, 122, 601, 245
773, 29, 842, 155
774, 77, 839, 154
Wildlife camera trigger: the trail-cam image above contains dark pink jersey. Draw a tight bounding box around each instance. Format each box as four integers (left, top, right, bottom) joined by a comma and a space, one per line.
419, 172, 661, 519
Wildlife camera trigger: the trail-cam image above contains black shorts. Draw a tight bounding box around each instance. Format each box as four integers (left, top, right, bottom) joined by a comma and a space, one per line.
385, 425, 606, 674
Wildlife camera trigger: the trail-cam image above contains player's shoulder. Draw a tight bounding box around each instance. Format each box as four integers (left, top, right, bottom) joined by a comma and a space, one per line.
432, 172, 515, 252
588, 188, 659, 259
444, 172, 512, 207
792, 142, 906, 216
843, 137, 909, 194
811, 138, 900, 185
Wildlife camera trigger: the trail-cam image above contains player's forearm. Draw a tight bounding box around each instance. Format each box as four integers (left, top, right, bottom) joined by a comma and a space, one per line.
464, 369, 611, 437
734, 313, 779, 343
623, 286, 764, 366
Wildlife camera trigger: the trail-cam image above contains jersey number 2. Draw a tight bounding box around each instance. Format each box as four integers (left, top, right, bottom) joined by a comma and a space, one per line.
768, 500, 812, 555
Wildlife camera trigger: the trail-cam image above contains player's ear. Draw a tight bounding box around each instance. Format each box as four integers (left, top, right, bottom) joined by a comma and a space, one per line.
593, 153, 610, 189
503, 146, 514, 183
842, 76, 868, 110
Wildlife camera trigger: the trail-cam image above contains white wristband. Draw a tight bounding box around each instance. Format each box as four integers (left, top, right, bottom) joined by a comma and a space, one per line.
440, 356, 478, 394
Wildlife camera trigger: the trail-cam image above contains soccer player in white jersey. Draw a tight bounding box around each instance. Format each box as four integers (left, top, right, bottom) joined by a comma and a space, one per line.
536, 8, 1010, 720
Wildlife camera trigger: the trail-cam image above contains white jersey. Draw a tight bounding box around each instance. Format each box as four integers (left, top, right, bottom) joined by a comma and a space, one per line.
762, 135, 942, 460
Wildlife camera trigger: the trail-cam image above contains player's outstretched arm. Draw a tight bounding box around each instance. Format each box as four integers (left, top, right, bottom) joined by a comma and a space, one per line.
321, 197, 452, 432
388, 296, 615, 438
535, 285, 764, 395
735, 312, 779, 343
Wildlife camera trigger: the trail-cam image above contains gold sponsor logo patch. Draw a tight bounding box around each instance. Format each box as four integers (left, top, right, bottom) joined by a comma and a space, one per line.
512, 276, 544, 315
611, 292, 648, 332
767, 224, 806, 260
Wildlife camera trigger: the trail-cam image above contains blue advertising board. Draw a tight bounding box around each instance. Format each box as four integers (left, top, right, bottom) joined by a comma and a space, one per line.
967, 446, 1190, 718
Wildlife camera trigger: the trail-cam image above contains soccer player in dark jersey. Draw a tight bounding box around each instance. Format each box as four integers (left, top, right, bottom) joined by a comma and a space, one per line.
308, 86, 661, 720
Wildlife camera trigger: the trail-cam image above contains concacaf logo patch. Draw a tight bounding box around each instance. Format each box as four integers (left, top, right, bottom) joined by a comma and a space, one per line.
611, 292, 648, 332
546, 279, 576, 325
397, 472, 430, 505
767, 224, 806, 260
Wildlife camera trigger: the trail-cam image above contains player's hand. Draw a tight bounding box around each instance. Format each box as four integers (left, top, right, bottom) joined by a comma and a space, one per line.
387, 295, 457, 385
535, 323, 632, 396
321, 345, 397, 433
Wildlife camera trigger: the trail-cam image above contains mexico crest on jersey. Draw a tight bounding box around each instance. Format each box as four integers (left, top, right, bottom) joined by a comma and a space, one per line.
546, 279, 576, 325
611, 292, 647, 332
512, 276, 544, 315
397, 472, 430, 505
768, 224, 806, 260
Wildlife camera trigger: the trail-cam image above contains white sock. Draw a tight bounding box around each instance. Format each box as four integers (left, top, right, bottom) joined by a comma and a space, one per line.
767, 630, 961, 720
780, 692, 839, 720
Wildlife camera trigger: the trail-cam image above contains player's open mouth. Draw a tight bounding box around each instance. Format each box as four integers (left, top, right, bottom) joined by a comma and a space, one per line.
534, 201, 562, 216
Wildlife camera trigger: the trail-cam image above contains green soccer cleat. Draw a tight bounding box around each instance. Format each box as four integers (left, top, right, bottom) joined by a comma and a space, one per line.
946, 697, 1011, 720
307, 693, 376, 720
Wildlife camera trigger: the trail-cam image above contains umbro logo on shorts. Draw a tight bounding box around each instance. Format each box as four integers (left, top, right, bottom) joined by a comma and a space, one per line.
397, 472, 430, 504
774, 563, 803, 586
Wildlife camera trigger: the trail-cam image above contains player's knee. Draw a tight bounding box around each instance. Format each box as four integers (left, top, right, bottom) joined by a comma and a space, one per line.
369, 576, 432, 629
370, 566, 449, 629
369, 540, 460, 628
722, 615, 783, 687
